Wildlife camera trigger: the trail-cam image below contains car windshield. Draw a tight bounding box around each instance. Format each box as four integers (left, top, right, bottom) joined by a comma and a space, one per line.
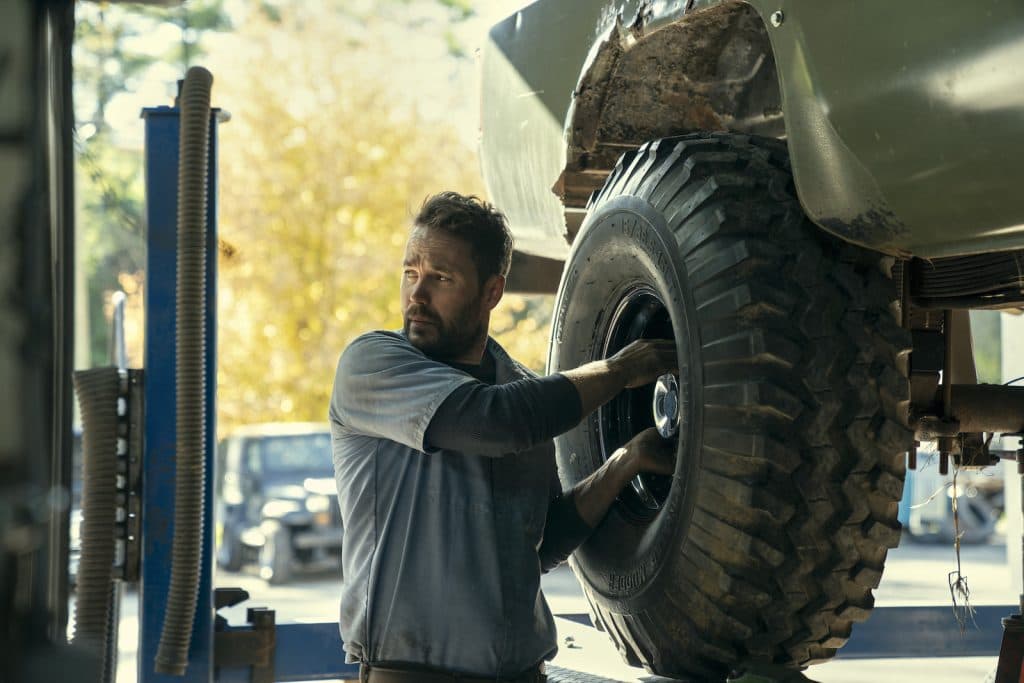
247, 433, 332, 477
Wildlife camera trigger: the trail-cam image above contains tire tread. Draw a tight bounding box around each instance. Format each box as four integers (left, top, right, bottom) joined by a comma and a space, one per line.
571, 133, 911, 677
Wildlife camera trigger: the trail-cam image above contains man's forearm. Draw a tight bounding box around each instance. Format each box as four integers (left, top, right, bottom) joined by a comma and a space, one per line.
560, 339, 676, 418
560, 360, 627, 418
569, 444, 639, 528
540, 428, 674, 569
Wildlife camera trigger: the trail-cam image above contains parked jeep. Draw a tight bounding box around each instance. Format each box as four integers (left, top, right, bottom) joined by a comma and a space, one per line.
214, 423, 340, 585
480, 1, 1024, 678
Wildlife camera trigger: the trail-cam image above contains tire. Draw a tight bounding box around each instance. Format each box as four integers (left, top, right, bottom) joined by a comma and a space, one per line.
549, 133, 911, 679
259, 521, 293, 585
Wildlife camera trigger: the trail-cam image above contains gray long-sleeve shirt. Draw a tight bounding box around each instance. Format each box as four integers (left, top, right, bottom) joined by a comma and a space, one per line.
329, 331, 585, 678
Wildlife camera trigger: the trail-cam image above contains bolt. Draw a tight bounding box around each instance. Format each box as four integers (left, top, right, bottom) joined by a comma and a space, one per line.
770, 10, 784, 27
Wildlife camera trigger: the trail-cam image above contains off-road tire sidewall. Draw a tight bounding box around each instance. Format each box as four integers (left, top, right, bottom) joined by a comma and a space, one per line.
547, 133, 911, 677
551, 196, 701, 611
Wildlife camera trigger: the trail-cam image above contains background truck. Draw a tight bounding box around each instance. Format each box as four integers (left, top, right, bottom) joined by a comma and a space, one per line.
214, 423, 341, 585
479, 1, 1024, 679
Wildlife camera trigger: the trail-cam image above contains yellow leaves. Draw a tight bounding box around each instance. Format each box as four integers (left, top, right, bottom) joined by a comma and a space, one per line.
352, 209, 372, 237
210, 3, 552, 436
117, 271, 141, 295
490, 294, 552, 373
282, 126, 309, 149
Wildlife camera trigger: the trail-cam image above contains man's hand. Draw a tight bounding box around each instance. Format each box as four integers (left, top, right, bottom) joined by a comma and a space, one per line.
621, 427, 676, 477
562, 339, 678, 417
570, 427, 677, 528
607, 339, 677, 389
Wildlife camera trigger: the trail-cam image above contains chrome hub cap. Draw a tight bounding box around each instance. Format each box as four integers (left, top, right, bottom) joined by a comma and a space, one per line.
653, 373, 680, 438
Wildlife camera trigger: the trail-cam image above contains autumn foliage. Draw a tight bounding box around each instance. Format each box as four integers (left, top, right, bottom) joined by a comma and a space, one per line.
212, 7, 552, 434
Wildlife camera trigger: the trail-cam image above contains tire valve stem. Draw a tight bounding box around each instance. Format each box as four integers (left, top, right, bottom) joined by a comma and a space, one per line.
939, 451, 950, 476
908, 440, 919, 471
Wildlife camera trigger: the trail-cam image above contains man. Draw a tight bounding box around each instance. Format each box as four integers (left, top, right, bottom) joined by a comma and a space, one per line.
330, 192, 677, 683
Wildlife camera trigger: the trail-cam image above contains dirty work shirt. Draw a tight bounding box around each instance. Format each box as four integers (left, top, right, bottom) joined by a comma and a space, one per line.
330, 331, 584, 678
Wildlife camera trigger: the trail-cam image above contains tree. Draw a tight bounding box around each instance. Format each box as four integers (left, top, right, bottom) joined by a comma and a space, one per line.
212, 5, 550, 433
73, 1, 231, 367
71, 0, 552, 428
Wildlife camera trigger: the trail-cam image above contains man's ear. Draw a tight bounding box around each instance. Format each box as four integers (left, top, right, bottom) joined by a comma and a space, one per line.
483, 274, 505, 311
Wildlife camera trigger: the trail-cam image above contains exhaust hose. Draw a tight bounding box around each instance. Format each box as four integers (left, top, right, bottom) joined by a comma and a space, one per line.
154, 65, 213, 677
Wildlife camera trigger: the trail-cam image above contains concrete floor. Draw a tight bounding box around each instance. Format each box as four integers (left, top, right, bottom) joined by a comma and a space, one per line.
93, 537, 1013, 682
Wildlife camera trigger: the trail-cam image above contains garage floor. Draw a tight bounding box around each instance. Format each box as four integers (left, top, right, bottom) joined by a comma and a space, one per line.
89, 538, 1010, 682
543, 541, 1010, 682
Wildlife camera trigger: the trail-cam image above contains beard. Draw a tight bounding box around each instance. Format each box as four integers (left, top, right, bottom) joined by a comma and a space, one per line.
403, 299, 485, 361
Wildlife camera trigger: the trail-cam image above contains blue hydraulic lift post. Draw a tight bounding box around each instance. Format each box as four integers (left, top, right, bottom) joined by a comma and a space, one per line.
137, 103, 356, 683
139, 105, 219, 683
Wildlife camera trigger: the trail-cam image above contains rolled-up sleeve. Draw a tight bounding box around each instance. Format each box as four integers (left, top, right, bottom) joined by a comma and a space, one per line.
330, 331, 475, 452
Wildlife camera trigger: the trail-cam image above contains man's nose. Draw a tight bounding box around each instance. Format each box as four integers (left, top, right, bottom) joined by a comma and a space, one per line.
408, 277, 429, 304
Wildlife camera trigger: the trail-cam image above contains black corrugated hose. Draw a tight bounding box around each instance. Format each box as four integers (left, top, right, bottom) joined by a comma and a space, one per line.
70, 368, 120, 670
154, 65, 213, 676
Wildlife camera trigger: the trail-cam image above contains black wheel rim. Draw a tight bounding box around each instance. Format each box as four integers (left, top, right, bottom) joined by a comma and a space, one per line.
598, 285, 678, 522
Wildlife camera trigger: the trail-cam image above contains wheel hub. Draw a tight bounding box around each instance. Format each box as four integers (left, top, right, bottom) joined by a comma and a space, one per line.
653, 373, 680, 438
598, 286, 681, 519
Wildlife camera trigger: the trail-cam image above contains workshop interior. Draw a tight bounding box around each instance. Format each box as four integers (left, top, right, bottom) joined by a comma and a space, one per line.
4, 1, 1024, 682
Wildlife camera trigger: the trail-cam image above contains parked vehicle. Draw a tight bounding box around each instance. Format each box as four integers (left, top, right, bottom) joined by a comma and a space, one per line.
480, 1, 1024, 678
215, 423, 340, 585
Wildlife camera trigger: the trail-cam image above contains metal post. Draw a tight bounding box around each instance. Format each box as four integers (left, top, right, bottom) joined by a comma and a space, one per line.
139, 106, 219, 683
993, 464, 1024, 683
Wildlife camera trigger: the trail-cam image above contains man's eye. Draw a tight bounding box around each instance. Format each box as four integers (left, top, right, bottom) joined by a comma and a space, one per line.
403, 270, 417, 280
437, 275, 451, 283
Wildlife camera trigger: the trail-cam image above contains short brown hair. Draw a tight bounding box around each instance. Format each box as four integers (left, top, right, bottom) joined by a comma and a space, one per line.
414, 192, 514, 283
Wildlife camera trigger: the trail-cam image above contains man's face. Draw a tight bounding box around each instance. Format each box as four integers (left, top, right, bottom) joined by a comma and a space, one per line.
401, 227, 494, 362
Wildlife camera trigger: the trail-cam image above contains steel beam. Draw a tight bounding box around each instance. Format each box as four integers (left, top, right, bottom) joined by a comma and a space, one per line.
943, 385, 1024, 434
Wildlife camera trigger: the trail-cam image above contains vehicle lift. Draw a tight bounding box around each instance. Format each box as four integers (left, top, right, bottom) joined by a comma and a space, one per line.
66, 67, 1024, 683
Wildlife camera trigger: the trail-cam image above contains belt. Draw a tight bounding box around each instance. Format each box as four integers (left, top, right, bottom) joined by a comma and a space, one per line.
359, 662, 546, 683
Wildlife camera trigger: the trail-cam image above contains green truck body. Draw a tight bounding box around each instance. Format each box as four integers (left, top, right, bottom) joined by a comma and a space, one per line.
481, 0, 1024, 264
478, 3, 1024, 675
